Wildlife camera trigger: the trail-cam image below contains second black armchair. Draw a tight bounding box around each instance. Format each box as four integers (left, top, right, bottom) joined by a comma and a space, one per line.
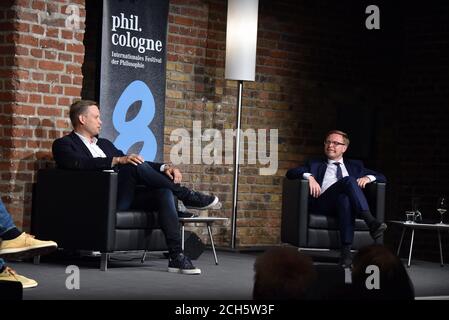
281, 178, 386, 250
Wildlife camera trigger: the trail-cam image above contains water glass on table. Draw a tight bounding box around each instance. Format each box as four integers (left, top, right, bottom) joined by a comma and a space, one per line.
436, 196, 447, 224
405, 211, 415, 224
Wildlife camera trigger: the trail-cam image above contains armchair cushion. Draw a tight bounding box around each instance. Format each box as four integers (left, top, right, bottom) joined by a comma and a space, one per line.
115, 211, 159, 229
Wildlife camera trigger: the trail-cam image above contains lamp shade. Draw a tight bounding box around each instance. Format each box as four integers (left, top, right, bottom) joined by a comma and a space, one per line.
225, 0, 259, 81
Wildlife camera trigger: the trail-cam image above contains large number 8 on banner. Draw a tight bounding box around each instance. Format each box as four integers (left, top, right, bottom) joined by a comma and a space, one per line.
112, 80, 157, 161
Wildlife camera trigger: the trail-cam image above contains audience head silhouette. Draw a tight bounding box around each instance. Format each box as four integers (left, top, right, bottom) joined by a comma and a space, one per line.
253, 247, 317, 300
351, 244, 415, 300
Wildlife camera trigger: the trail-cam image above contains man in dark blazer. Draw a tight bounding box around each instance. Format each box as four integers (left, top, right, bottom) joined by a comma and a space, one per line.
52, 100, 221, 275
286, 130, 387, 267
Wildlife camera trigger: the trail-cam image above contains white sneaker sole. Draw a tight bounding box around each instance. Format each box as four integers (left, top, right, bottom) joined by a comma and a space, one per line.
22, 281, 38, 289
168, 267, 201, 275
185, 196, 221, 210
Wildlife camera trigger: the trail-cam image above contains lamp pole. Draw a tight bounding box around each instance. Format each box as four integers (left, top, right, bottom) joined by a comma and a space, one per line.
231, 80, 243, 249
225, 0, 259, 249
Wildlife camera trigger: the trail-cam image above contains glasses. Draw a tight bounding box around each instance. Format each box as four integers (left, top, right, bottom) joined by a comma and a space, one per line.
324, 140, 346, 146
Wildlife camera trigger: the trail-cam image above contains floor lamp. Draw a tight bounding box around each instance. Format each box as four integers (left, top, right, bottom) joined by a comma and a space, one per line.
225, 0, 259, 249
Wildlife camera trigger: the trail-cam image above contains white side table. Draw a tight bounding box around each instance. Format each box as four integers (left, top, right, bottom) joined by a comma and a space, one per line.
389, 220, 449, 267
179, 217, 228, 265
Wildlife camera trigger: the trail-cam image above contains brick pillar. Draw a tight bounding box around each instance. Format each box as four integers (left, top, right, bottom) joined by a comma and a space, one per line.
0, 0, 85, 230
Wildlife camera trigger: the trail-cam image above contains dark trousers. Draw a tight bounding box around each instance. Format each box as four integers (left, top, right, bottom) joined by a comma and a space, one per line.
116, 162, 188, 256
311, 176, 370, 245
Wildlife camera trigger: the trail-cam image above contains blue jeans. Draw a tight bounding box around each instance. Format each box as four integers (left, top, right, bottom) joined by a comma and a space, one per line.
132, 188, 182, 255
0, 198, 17, 270
116, 162, 188, 210
116, 162, 186, 256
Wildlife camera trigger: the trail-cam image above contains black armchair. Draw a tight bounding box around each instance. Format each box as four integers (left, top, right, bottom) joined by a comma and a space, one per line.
31, 168, 168, 270
281, 179, 386, 250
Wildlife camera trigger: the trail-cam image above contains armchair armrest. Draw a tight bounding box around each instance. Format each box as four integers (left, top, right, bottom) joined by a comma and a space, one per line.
31, 168, 118, 252
281, 178, 309, 247
364, 182, 386, 222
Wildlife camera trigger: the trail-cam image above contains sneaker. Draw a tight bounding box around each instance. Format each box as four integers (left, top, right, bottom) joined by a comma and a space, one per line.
369, 222, 387, 240
168, 253, 201, 275
0, 267, 38, 289
0, 232, 58, 259
182, 191, 221, 210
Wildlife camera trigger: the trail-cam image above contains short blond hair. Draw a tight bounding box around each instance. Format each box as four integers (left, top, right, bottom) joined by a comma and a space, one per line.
326, 130, 350, 146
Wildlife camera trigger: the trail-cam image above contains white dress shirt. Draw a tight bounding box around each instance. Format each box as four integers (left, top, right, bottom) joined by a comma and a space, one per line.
75, 132, 107, 158
320, 159, 350, 194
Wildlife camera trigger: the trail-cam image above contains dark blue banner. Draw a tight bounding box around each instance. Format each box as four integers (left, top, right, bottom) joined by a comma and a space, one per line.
99, 0, 168, 162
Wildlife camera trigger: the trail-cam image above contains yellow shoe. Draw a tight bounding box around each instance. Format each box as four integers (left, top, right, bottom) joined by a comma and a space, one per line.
0, 267, 38, 288
0, 232, 57, 258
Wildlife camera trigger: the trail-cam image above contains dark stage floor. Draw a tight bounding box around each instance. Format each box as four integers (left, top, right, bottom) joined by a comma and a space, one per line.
4, 249, 449, 300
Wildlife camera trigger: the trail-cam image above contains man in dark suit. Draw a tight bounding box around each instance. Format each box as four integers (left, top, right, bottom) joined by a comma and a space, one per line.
286, 130, 387, 267
52, 100, 221, 275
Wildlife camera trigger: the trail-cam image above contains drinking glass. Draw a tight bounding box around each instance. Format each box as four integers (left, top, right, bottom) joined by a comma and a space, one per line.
436, 196, 447, 224
411, 197, 422, 222
405, 211, 415, 224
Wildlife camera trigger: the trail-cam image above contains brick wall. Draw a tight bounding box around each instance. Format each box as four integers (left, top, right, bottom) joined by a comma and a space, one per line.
0, 0, 85, 230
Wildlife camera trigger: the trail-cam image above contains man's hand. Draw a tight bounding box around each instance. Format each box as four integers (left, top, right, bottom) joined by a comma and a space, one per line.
113, 154, 144, 166
164, 165, 182, 183
357, 176, 371, 188
308, 176, 321, 198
